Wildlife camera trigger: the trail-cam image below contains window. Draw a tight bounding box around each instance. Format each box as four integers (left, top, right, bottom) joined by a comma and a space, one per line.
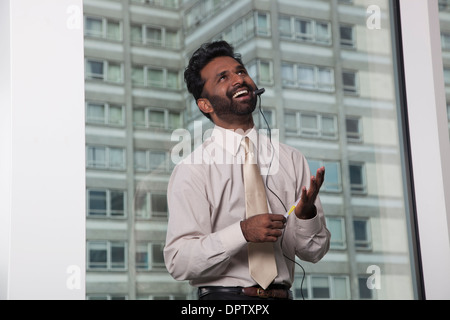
346, 117, 362, 142
358, 276, 373, 299
86, 146, 126, 170
353, 219, 372, 250
136, 242, 166, 271
86, 102, 124, 126
133, 150, 172, 173
212, 12, 258, 47
326, 217, 346, 249
85, 16, 122, 41
285, 111, 338, 140
282, 62, 335, 92
296, 275, 350, 300
133, 108, 182, 130
132, 66, 180, 89
81, 0, 423, 301
134, 192, 168, 219
340, 24, 355, 48
86, 59, 123, 83
131, 0, 179, 9
87, 189, 126, 218
130, 24, 179, 49
87, 241, 127, 270
247, 59, 273, 85
256, 12, 270, 36
349, 163, 366, 193
343, 70, 358, 94
279, 15, 331, 45
185, 0, 233, 31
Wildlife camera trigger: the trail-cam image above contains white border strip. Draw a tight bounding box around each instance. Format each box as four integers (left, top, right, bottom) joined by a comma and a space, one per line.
0, 0, 86, 299
400, 0, 450, 299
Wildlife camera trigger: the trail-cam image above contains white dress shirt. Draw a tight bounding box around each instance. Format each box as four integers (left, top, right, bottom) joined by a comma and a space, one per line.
164, 125, 330, 288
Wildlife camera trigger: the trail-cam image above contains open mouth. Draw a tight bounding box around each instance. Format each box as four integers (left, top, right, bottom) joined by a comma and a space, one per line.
232, 89, 249, 99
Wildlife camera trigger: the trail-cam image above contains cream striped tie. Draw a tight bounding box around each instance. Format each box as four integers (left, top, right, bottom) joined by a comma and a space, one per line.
241, 136, 277, 289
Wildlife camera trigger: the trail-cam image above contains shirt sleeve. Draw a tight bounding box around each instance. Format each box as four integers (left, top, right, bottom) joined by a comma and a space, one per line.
292, 196, 331, 263
163, 163, 247, 281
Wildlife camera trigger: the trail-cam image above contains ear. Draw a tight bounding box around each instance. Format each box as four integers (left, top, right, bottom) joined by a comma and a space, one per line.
197, 98, 214, 116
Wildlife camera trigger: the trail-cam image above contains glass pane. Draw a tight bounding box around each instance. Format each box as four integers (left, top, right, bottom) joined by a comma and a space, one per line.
133, 109, 146, 127
149, 110, 165, 127
109, 148, 124, 169
136, 244, 149, 269
85, 17, 103, 37
168, 111, 181, 129
279, 16, 291, 38
132, 67, 144, 85
110, 191, 124, 216
84, 0, 419, 301
87, 146, 106, 168
327, 218, 345, 249
333, 277, 349, 300
151, 194, 167, 217
149, 152, 166, 171
323, 161, 340, 192
439, 2, 450, 145
107, 63, 121, 83
87, 103, 105, 124
131, 25, 143, 43
88, 190, 107, 216
87, 60, 103, 80
297, 66, 315, 88
311, 277, 330, 299
109, 105, 123, 125
89, 242, 107, 269
111, 243, 125, 269
146, 27, 162, 46
107, 21, 121, 41
152, 243, 165, 266
148, 69, 164, 87
166, 71, 178, 89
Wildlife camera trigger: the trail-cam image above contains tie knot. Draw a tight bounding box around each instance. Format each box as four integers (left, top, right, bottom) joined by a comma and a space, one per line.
241, 136, 251, 154
241, 136, 256, 164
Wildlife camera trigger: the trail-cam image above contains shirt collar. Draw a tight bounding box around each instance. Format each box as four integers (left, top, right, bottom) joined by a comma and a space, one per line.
210, 125, 258, 157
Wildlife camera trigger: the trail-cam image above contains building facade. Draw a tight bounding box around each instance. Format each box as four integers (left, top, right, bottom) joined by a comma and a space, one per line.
84, 0, 420, 300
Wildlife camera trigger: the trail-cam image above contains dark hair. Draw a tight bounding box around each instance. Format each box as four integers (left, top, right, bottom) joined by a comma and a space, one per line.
184, 41, 244, 119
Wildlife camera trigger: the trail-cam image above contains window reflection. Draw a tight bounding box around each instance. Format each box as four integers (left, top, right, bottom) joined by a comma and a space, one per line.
84, 0, 418, 300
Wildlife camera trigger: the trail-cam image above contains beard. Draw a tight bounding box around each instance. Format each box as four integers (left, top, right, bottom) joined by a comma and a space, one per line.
205, 85, 257, 119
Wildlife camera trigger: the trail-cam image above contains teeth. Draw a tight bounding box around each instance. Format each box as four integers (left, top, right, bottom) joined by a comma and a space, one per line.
232, 90, 248, 99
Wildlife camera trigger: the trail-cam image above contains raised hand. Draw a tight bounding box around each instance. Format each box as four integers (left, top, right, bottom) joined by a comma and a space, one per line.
294, 166, 325, 220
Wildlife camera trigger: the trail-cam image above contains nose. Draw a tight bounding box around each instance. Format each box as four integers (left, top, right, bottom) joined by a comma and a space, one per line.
231, 72, 244, 87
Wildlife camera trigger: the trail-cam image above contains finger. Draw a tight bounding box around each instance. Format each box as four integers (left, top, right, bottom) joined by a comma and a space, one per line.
266, 229, 283, 240
315, 166, 325, 187
270, 220, 286, 229
269, 214, 287, 223
308, 175, 320, 199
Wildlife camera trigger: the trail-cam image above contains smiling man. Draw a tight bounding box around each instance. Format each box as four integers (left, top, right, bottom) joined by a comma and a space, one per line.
164, 41, 330, 300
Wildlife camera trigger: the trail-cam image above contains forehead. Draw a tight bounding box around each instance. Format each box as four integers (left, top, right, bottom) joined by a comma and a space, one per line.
201, 56, 243, 81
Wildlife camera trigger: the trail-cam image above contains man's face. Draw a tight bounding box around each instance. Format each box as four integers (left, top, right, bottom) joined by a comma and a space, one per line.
199, 56, 258, 120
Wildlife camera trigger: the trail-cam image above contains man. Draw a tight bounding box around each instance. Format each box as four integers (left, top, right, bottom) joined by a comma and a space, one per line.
164, 41, 330, 300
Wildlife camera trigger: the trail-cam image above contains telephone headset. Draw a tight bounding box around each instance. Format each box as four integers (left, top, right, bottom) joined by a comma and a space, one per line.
254, 87, 306, 300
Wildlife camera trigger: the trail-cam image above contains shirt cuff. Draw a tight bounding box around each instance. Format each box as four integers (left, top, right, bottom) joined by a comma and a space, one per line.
295, 213, 323, 236
218, 221, 247, 256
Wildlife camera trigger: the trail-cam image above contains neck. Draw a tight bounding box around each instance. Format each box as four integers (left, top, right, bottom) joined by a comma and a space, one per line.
211, 114, 254, 132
